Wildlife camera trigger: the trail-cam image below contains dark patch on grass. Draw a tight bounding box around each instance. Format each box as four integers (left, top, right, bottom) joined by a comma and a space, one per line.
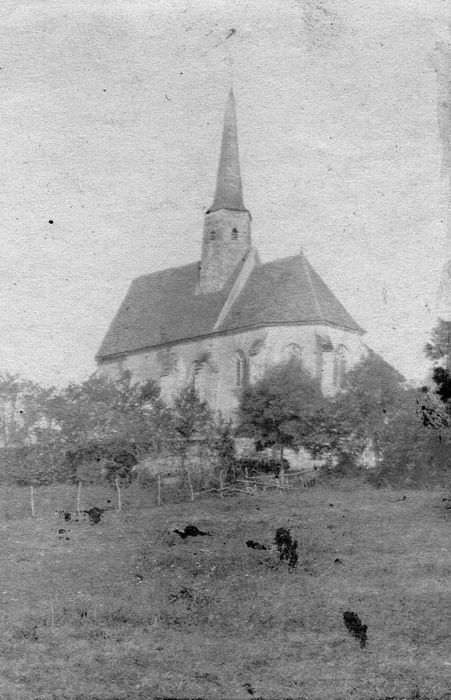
193, 671, 220, 685
343, 610, 367, 648
13, 624, 39, 641
246, 539, 267, 550
83, 506, 104, 524
169, 587, 193, 603
173, 525, 211, 539
275, 527, 298, 568
56, 510, 71, 521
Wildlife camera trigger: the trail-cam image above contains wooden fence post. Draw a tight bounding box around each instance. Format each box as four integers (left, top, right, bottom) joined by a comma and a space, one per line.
157, 473, 162, 506
30, 485, 35, 517
115, 477, 122, 511
186, 469, 194, 502
219, 470, 224, 499
279, 464, 285, 490
76, 481, 82, 517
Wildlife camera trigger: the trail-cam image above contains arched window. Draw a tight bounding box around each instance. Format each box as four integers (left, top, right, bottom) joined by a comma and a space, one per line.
333, 345, 349, 389
249, 338, 264, 357
232, 228, 238, 240
235, 351, 247, 388
282, 343, 303, 363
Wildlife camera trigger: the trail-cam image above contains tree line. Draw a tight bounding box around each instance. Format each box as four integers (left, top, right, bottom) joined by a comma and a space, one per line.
240, 319, 451, 487
0, 372, 231, 486
0, 320, 450, 488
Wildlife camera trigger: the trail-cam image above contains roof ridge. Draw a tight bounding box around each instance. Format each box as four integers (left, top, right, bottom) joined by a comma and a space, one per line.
300, 253, 324, 321
258, 253, 300, 267
133, 260, 200, 281
303, 257, 365, 334
213, 247, 260, 330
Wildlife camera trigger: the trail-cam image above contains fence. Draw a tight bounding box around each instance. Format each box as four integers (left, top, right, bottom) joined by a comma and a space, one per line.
184, 467, 318, 501
0, 468, 319, 520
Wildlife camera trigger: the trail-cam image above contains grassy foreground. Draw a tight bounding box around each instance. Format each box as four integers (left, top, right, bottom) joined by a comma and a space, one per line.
0, 481, 450, 700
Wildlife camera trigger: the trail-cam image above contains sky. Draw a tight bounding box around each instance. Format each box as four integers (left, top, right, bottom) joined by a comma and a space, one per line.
0, 0, 449, 387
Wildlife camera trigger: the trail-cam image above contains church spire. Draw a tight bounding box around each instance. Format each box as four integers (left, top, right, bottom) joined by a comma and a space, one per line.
198, 89, 252, 294
208, 88, 246, 213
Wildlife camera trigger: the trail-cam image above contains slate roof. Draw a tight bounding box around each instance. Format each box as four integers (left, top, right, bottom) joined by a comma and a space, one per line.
208, 88, 247, 214
216, 254, 364, 334
97, 253, 364, 360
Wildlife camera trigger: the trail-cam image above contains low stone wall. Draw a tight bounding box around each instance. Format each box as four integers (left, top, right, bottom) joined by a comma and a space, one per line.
134, 444, 220, 477
234, 439, 317, 472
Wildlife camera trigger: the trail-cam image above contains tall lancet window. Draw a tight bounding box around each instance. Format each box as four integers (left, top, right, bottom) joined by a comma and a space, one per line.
235, 351, 247, 388
192, 361, 202, 391
333, 345, 349, 389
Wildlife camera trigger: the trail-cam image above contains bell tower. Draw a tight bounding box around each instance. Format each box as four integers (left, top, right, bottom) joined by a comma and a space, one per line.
198, 89, 252, 294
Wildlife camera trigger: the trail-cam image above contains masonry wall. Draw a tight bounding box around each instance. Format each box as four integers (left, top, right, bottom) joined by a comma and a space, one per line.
199, 209, 252, 293
98, 323, 365, 420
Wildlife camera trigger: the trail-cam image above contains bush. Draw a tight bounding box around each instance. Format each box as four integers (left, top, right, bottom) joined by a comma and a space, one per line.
65, 439, 139, 486
75, 459, 105, 485
0, 445, 61, 485
367, 389, 451, 488
234, 457, 290, 478
318, 453, 363, 482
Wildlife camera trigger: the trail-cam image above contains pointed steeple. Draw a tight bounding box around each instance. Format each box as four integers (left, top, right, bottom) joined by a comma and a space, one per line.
208, 88, 247, 213
198, 88, 252, 294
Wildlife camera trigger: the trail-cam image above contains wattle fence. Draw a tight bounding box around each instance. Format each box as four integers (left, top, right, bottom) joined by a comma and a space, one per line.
180, 467, 318, 503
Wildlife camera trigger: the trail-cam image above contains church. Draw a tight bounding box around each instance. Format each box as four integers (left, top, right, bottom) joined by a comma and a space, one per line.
96, 90, 366, 419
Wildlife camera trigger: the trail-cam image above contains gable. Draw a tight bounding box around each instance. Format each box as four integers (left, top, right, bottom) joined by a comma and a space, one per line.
217, 254, 364, 335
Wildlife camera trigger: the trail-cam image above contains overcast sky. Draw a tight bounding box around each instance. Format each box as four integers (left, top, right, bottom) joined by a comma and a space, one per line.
0, 0, 449, 386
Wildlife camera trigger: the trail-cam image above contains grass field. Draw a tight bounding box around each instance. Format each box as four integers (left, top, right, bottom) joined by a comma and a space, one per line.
0, 480, 450, 700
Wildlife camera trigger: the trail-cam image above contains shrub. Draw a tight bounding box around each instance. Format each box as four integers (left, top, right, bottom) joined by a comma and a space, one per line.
234, 457, 290, 478
367, 389, 451, 488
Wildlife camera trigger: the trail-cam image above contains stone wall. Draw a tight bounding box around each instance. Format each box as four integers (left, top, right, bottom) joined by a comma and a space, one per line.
198, 209, 252, 293
98, 322, 365, 419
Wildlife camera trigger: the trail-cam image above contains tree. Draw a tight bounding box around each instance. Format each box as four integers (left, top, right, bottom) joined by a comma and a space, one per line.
170, 386, 217, 470
0, 374, 65, 484
327, 349, 451, 486
430, 367, 451, 409
371, 386, 451, 487
53, 370, 166, 482
0, 373, 49, 449
0, 369, 170, 485
238, 351, 408, 473
213, 419, 237, 481
328, 350, 407, 465
424, 320, 451, 412
238, 358, 324, 459
424, 319, 451, 365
